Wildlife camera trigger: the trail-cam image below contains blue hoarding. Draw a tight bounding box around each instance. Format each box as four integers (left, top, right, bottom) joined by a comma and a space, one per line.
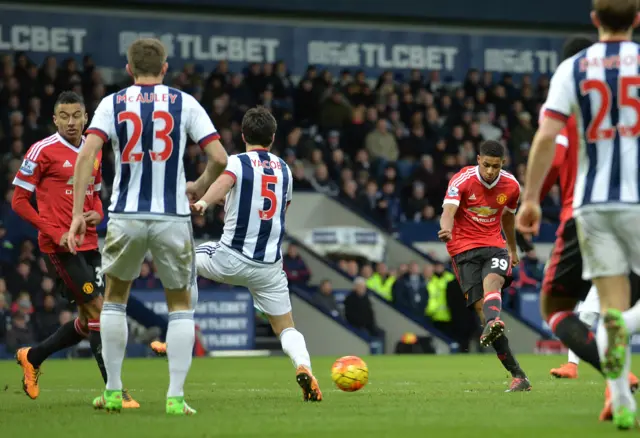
0, 5, 567, 78
131, 289, 255, 350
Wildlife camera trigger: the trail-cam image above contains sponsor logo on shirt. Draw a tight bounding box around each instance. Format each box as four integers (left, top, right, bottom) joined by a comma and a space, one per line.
468, 206, 498, 217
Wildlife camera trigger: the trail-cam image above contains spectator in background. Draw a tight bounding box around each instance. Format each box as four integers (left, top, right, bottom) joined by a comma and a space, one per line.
344, 277, 381, 337
33, 293, 60, 341
366, 262, 395, 302
393, 261, 428, 316
309, 163, 339, 197
313, 279, 341, 318
133, 261, 161, 289
8, 261, 39, 300
365, 118, 399, 166
5, 312, 35, 354
283, 243, 311, 286
11, 291, 34, 317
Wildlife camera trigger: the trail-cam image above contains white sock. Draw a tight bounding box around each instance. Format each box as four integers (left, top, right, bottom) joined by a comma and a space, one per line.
189, 280, 199, 312
622, 301, 640, 334
596, 318, 635, 412
101, 302, 128, 391
280, 327, 311, 370
167, 311, 195, 398
568, 349, 580, 365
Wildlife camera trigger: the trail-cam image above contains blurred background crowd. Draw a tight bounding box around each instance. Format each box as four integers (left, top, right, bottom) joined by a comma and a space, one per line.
0, 53, 556, 350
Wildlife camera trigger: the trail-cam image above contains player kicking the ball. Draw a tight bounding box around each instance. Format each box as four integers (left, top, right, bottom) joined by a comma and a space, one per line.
189, 107, 322, 402
440, 140, 531, 392
68, 38, 228, 415
12, 91, 139, 409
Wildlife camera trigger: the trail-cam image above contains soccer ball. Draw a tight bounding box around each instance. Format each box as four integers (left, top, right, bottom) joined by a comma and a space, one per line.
331, 356, 369, 392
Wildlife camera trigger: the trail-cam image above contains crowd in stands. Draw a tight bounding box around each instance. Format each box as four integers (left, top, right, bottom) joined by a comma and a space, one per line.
0, 52, 558, 347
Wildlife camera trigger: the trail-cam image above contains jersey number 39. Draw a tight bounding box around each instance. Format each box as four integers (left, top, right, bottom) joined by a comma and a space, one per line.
118, 111, 175, 163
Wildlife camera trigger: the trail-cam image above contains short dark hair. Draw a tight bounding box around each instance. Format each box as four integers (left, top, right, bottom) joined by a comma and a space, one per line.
241, 107, 277, 147
54, 91, 84, 111
563, 36, 594, 60
593, 0, 638, 32
478, 140, 505, 159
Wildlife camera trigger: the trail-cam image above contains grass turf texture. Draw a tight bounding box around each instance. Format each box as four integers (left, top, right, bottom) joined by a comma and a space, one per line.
0, 354, 634, 437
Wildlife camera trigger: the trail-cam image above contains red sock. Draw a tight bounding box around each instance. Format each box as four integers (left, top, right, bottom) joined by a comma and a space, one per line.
483, 291, 502, 323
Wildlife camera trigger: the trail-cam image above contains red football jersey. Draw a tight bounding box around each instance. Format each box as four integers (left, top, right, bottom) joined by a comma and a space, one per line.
13, 133, 102, 253
539, 115, 578, 226
443, 166, 520, 257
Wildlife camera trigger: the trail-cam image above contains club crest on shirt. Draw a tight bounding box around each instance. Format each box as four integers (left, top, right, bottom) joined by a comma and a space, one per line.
19, 159, 37, 176
447, 186, 459, 197
496, 193, 508, 205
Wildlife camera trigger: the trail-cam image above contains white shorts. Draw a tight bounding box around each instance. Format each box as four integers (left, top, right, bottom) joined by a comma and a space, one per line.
195, 242, 291, 316
102, 218, 194, 290
576, 209, 640, 280
575, 285, 600, 314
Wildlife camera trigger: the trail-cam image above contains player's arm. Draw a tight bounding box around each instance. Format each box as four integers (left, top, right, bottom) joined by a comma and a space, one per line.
192, 173, 235, 215
502, 184, 520, 266
439, 180, 463, 242
85, 165, 104, 227
539, 130, 569, 201
11, 187, 65, 246
12, 152, 66, 245
191, 155, 240, 215
187, 100, 228, 198
523, 61, 575, 203
69, 98, 111, 251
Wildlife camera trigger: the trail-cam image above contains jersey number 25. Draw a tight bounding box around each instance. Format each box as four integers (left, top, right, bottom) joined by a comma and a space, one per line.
118, 111, 174, 163
580, 77, 640, 142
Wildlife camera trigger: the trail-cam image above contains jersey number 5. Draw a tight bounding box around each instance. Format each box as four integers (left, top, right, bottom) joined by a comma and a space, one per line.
118, 111, 175, 163
580, 77, 640, 142
259, 175, 278, 221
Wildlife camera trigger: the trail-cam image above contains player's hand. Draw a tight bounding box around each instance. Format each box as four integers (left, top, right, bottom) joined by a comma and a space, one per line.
59, 232, 70, 250
186, 181, 200, 202
190, 200, 208, 216
68, 215, 87, 255
438, 229, 452, 243
509, 250, 520, 267
515, 201, 542, 235
83, 210, 102, 226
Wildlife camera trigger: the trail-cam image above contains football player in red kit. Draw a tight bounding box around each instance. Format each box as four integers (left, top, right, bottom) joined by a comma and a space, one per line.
440, 140, 530, 392
11, 91, 139, 408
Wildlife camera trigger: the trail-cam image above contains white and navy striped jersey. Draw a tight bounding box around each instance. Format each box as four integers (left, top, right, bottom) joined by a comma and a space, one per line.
544, 41, 640, 214
220, 149, 292, 264
86, 84, 220, 220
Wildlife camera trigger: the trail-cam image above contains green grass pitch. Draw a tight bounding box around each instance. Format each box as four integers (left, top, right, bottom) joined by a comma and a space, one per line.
0, 354, 635, 437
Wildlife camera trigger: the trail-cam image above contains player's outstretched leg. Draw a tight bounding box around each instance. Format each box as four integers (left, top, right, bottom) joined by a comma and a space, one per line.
270, 312, 322, 402
479, 274, 506, 348
15, 317, 86, 399
491, 335, 531, 392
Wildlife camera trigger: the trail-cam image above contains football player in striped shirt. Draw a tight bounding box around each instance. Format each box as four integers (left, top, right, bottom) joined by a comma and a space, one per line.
518, 0, 640, 428
68, 38, 228, 415
190, 107, 323, 402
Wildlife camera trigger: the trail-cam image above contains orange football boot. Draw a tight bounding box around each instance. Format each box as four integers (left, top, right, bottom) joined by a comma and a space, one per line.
550, 362, 578, 379
295, 365, 323, 402
16, 347, 41, 399
150, 341, 167, 356
122, 389, 140, 409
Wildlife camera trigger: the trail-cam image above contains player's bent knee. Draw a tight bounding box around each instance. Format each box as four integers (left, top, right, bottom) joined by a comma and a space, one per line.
483, 273, 504, 292
267, 312, 295, 337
